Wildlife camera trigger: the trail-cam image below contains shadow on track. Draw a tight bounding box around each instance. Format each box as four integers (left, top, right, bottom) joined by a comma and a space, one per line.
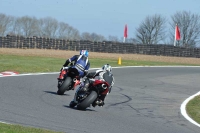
63, 105, 97, 112
43, 91, 70, 96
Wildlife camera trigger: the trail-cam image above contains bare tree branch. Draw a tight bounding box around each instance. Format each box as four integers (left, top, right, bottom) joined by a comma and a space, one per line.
0, 13, 14, 36
38, 17, 58, 38
134, 14, 166, 44
108, 35, 119, 42
81, 32, 105, 41
170, 11, 200, 47
13, 16, 38, 37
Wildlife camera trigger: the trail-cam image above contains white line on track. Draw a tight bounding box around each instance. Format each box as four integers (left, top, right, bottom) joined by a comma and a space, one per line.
0, 121, 11, 124
180, 91, 200, 127
0, 66, 200, 127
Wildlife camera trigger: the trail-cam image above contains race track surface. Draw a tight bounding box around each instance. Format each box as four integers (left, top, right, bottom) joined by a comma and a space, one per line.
0, 67, 200, 133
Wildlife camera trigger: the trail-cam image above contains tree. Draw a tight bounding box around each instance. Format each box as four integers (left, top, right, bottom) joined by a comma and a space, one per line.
69, 28, 80, 40
58, 22, 80, 40
170, 11, 200, 47
81, 32, 91, 41
13, 16, 38, 37
38, 17, 58, 38
134, 14, 166, 44
81, 32, 105, 41
90, 33, 105, 42
107, 35, 119, 42
0, 13, 14, 36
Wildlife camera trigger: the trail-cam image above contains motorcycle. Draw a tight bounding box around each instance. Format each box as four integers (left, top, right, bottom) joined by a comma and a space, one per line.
57, 66, 81, 95
70, 79, 109, 110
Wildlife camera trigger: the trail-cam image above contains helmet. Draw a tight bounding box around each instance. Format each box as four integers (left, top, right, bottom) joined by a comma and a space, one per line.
80, 50, 89, 57
102, 64, 112, 73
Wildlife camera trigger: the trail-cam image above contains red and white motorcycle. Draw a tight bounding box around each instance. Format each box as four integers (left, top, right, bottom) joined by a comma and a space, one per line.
70, 79, 109, 110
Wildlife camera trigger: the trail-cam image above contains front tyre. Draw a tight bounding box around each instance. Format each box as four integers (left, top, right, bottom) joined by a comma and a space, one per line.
57, 77, 72, 95
77, 91, 97, 110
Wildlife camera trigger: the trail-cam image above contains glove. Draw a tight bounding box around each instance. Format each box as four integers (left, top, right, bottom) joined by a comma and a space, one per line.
84, 70, 88, 76
60, 67, 65, 71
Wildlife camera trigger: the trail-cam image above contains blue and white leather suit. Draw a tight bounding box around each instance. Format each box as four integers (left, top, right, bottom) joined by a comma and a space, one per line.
63, 54, 90, 77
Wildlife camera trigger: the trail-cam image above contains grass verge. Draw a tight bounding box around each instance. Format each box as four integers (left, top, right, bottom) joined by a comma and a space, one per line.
186, 95, 200, 124
0, 123, 62, 133
0, 54, 199, 74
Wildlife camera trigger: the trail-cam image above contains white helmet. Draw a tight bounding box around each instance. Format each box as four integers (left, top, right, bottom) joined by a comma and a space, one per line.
102, 64, 112, 73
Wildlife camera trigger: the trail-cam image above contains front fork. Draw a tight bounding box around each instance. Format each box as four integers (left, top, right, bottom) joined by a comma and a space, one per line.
58, 69, 67, 80
57, 80, 63, 88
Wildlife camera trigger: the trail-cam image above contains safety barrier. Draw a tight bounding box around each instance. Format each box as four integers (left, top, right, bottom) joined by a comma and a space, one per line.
0, 35, 200, 58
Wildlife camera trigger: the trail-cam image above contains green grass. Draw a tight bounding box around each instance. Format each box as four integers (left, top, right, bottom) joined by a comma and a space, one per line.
0, 54, 200, 132
186, 95, 200, 124
0, 55, 62, 73
0, 123, 62, 133
0, 54, 198, 74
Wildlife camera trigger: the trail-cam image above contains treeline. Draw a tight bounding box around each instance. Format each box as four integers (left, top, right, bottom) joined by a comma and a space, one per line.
0, 14, 106, 42
0, 10, 200, 47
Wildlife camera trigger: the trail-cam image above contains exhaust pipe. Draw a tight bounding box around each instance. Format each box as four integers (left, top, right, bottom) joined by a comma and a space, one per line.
102, 84, 107, 89
73, 78, 77, 82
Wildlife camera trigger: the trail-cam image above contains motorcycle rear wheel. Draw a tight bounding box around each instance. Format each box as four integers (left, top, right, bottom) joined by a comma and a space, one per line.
57, 77, 72, 95
77, 91, 97, 110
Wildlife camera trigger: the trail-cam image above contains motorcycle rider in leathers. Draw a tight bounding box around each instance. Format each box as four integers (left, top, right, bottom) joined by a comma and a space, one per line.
70, 64, 114, 107
60, 50, 90, 79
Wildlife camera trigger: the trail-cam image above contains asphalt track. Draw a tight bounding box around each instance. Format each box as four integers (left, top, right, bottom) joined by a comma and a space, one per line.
0, 67, 200, 133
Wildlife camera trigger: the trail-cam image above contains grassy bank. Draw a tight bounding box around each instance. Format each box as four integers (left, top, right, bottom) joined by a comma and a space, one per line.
0, 123, 62, 133
0, 54, 199, 74
186, 95, 200, 124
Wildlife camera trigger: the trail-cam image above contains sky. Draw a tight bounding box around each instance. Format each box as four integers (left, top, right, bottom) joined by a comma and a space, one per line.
0, 0, 200, 39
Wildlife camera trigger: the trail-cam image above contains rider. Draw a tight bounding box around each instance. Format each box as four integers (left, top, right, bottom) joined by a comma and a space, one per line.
60, 50, 90, 79
70, 64, 114, 107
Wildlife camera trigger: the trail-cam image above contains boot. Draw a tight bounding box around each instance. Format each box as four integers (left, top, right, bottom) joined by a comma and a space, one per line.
92, 99, 104, 107
97, 99, 104, 106
69, 101, 77, 108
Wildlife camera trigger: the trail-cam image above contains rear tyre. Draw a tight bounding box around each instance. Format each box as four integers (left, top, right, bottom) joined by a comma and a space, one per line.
57, 77, 72, 95
77, 91, 97, 110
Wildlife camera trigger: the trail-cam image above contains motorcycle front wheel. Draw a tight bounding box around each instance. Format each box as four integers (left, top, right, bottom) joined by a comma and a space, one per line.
77, 91, 97, 110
